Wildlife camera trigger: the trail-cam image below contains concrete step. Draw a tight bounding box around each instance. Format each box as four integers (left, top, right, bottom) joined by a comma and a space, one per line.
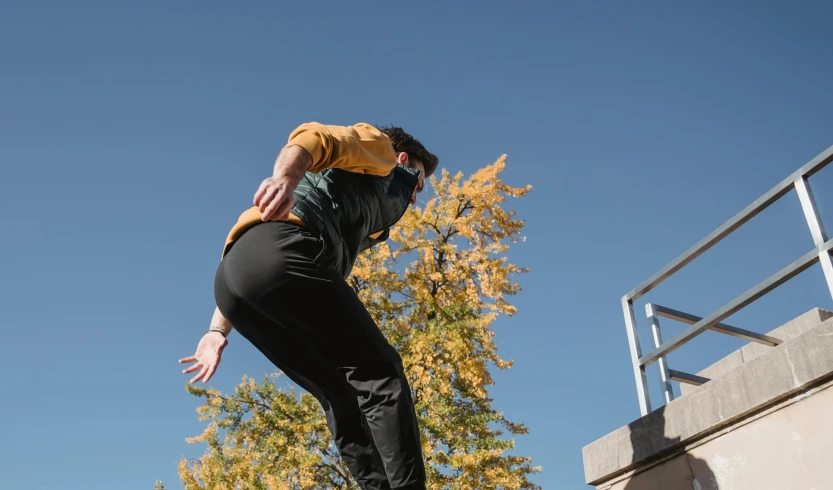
678, 307, 833, 395
583, 308, 833, 487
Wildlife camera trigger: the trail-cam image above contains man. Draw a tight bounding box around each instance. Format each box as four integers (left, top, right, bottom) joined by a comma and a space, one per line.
179, 122, 438, 490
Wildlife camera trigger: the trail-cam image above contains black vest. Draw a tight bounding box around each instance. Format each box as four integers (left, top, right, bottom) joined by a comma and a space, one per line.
290, 164, 421, 278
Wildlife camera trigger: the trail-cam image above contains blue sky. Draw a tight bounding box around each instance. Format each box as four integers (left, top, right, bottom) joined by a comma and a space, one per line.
2, 1, 833, 488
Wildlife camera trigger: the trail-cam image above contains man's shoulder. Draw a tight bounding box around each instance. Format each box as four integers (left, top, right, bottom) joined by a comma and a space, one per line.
318, 167, 396, 181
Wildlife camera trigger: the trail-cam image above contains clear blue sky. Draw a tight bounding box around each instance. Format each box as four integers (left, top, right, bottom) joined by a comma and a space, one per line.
3, 1, 833, 488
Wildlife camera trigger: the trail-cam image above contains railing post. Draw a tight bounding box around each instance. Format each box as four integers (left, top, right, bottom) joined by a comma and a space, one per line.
795, 176, 833, 301
623, 297, 651, 415
646, 303, 674, 404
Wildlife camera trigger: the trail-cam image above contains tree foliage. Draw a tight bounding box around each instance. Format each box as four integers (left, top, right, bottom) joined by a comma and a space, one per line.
168, 156, 538, 489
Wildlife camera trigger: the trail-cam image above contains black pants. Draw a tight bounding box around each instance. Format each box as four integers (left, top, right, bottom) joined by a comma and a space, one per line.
213, 221, 426, 490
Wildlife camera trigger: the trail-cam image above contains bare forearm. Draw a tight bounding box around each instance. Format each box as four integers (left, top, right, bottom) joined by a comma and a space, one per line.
255, 145, 312, 222
274, 145, 313, 183
210, 306, 234, 337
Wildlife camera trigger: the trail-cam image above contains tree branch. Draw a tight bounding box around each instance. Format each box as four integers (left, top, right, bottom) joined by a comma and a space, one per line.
208, 393, 296, 423
318, 447, 351, 482
455, 198, 473, 219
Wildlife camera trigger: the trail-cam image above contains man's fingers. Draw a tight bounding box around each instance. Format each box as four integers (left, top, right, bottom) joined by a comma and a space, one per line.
204, 362, 219, 383
190, 365, 209, 384
256, 180, 279, 210
262, 199, 279, 221
182, 362, 202, 375
179, 356, 197, 364
258, 185, 280, 215
254, 179, 270, 207
273, 195, 294, 221
261, 190, 287, 221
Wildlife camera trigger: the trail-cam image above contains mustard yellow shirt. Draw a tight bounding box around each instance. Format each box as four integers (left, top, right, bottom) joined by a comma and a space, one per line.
222, 122, 396, 256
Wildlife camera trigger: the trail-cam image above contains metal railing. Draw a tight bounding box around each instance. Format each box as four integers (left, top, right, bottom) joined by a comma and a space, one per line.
645, 303, 782, 404
623, 144, 833, 416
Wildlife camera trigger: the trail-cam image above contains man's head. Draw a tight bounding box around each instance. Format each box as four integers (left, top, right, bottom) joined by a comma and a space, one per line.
377, 125, 439, 205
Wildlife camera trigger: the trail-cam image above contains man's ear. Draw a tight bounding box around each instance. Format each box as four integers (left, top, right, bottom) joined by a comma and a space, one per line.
396, 152, 409, 165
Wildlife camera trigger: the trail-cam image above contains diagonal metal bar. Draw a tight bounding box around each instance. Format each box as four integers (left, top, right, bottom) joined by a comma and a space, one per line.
796, 177, 829, 244
795, 176, 833, 302
653, 305, 781, 347
625, 144, 833, 302
669, 369, 710, 386
639, 238, 833, 367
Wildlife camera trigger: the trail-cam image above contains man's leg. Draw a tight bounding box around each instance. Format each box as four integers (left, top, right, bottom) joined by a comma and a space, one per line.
216, 222, 392, 490
301, 277, 427, 490
215, 282, 390, 489
219, 221, 427, 490
249, 261, 427, 489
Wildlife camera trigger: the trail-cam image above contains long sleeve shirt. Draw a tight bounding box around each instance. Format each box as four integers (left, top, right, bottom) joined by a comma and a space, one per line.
222, 122, 396, 256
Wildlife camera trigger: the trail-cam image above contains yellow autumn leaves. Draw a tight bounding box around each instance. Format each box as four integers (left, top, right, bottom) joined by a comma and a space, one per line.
166, 156, 540, 490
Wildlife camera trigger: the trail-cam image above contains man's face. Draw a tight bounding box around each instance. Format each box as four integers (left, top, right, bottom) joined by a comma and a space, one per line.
407, 160, 425, 205
397, 153, 426, 205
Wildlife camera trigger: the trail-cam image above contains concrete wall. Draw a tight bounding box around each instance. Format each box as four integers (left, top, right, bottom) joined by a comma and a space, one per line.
600, 381, 833, 489
583, 309, 833, 489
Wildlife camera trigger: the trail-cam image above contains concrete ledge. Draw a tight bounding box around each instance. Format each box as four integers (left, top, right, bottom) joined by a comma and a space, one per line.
679, 308, 832, 395
583, 314, 833, 485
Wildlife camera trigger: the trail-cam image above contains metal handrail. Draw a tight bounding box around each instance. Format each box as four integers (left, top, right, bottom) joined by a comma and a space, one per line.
623, 144, 833, 416
646, 302, 782, 404
651, 304, 782, 347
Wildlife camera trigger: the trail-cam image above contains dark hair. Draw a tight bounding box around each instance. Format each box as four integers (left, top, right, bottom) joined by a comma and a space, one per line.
377, 125, 439, 177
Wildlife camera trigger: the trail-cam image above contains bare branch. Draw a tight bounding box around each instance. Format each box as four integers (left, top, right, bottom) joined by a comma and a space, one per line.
318, 447, 351, 481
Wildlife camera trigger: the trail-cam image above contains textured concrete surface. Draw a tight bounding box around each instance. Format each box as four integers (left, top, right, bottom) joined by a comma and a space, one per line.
740, 307, 833, 363
583, 310, 833, 486
679, 308, 832, 395
679, 350, 744, 394
603, 453, 693, 490
597, 382, 833, 489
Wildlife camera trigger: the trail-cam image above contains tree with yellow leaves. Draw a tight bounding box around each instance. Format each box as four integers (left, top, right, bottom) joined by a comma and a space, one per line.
163, 156, 539, 490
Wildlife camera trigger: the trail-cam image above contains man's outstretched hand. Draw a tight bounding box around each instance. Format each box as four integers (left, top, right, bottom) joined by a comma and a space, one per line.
179, 332, 228, 384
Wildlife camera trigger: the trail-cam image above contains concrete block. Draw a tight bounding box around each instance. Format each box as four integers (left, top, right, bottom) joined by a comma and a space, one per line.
606, 453, 695, 490
583, 314, 833, 485
741, 308, 833, 363
679, 308, 833, 395
683, 387, 833, 490
780, 382, 833, 476
597, 384, 833, 489
687, 452, 720, 490
581, 427, 621, 484
679, 350, 744, 396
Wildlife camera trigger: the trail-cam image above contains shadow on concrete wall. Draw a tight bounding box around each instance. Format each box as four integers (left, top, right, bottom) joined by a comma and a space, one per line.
622, 405, 718, 489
